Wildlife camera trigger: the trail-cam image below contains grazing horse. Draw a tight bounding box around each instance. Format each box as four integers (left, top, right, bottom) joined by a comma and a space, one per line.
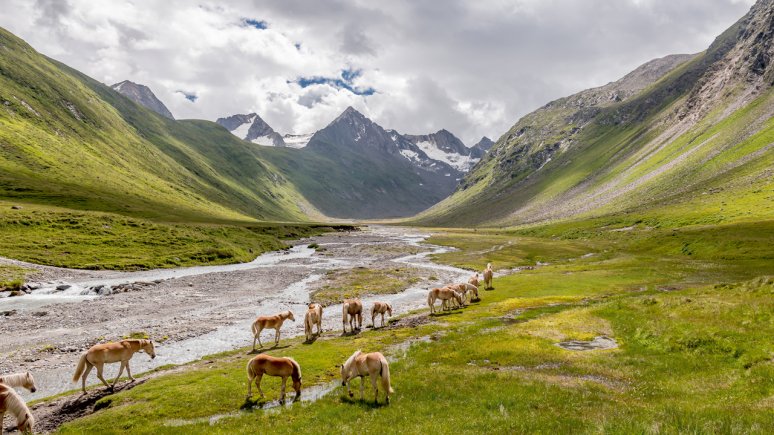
483, 263, 494, 290
427, 287, 463, 314
252, 310, 295, 350
342, 299, 363, 333
371, 302, 392, 328
72, 339, 156, 393
452, 282, 479, 304
0, 383, 34, 434
340, 350, 393, 404
0, 372, 36, 393
304, 303, 323, 341
246, 354, 301, 402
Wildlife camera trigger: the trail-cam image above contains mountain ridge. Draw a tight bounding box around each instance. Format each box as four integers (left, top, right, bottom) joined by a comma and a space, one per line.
110, 80, 175, 120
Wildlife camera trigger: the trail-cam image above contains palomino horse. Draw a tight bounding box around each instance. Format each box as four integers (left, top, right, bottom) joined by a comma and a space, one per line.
0, 383, 34, 434
252, 310, 295, 350
427, 287, 463, 314
304, 303, 323, 341
0, 372, 37, 393
341, 350, 393, 404
452, 282, 479, 305
371, 301, 392, 328
246, 354, 301, 402
468, 272, 480, 289
483, 263, 494, 290
342, 299, 363, 333
72, 339, 156, 393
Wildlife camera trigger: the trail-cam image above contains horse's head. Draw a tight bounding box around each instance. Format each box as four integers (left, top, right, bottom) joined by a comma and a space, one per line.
18, 409, 34, 434
143, 340, 156, 359
386, 303, 393, 317
340, 350, 361, 386
25, 371, 36, 393
286, 311, 295, 322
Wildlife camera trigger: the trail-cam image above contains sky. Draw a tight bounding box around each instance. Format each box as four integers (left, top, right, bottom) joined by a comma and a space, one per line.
0, 0, 756, 145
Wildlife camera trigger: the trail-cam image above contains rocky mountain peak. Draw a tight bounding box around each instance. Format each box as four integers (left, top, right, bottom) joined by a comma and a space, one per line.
110, 80, 174, 120
216, 112, 286, 147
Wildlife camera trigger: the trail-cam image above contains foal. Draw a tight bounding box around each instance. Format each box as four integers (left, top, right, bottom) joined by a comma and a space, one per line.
370, 301, 392, 328
246, 354, 301, 402
252, 310, 295, 350
304, 303, 323, 341
0, 383, 35, 434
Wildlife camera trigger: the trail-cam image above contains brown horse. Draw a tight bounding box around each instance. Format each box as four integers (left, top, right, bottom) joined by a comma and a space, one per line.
252, 310, 295, 350
0, 372, 37, 393
304, 303, 323, 341
341, 350, 393, 404
427, 287, 463, 314
342, 299, 363, 333
72, 339, 156, 393
246, 354, 301, 402
371, 301, 392, 328
0, 383, 34, 434
483, 263, 494, 290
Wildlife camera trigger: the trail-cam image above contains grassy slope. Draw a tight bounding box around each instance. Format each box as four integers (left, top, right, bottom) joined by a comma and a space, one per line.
0, 26, 314, 223
415, 13, 773, 228
56, 218, 774, 433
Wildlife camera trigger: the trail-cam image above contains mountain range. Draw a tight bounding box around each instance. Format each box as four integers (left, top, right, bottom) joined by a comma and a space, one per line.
0, 0, 771, 226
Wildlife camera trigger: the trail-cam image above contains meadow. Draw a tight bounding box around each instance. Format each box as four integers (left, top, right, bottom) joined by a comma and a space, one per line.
53, 217, 774, 434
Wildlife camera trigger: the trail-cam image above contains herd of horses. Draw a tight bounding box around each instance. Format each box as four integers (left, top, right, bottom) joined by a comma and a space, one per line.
0, 263, 494, 433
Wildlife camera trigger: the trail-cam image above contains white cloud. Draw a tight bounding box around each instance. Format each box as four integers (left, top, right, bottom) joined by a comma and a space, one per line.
1, 0, 756, 144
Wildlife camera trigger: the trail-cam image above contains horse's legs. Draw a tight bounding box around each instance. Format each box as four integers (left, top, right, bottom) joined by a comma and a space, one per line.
276, 327, 281, 345
256, 326, 264, 348
381, 313, 385, 327
280, 376, 287, 402
246, 372, 254, 398
112, 360, 126, 387
256, 372, 265, 398
81, 363, 94, 393
126, 361, 135, 382
370, 372, 379, 403
95, 363, 111, 390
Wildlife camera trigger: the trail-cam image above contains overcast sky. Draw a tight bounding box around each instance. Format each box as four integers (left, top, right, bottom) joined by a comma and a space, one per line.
1, 0, 756, 144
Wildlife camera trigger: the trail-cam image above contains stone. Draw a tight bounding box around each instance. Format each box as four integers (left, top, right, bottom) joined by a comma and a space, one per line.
56, 284, 71, 291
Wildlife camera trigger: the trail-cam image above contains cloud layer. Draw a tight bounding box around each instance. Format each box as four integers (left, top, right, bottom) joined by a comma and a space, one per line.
1, 0, 755, 144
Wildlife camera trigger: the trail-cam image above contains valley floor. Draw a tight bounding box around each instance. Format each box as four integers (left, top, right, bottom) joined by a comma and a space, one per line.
10, 218, 771, 434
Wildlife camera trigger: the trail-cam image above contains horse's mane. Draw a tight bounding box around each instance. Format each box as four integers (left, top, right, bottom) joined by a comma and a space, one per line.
286, 357, 302, 380
0, 372, 28, 386
343, 350, 362, 373
0, 385, 34, 427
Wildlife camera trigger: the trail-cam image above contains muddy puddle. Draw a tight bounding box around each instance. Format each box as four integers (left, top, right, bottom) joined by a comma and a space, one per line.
556, 336, 618, 351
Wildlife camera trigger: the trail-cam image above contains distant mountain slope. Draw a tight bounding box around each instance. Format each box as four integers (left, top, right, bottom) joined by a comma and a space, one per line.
417, 0, 773, 227
111, 80, 174, 120
404, 129, 481, 171
470, 137, 495, 158
216, 113, 286, 147
0, 26, 312, 223
256, 107, 461, 219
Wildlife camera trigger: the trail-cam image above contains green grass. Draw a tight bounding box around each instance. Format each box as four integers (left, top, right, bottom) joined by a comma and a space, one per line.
0, 263, 30, 290
0, 201, 347, 270
310, 266, 422, 306
55, 218, 774, 434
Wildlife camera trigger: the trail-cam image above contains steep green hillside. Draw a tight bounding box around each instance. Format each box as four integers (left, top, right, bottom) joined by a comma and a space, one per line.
0, 26, 311, 223
417, 0, 773, 227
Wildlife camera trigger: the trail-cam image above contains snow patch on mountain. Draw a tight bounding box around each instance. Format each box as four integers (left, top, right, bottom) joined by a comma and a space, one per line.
415, 141, 478, 172
283, 133, 314, 149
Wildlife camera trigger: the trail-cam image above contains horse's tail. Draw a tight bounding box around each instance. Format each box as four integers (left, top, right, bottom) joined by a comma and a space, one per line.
379, 355, 394, 394
72, 352, 88, 382
251, 319, 259, 336
304, 313, 311, 337
342, 302, 349, 324
246, 358, 256, 379
427, 290, 435, 308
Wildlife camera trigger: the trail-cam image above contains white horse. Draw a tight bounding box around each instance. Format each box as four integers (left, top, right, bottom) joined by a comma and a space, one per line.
0, 372, 36, 393
483, 263, 494, 290
371, 301, 392, 328
0, 383, 35, 434
340, 350, 393, 404
304, 303, 323, 341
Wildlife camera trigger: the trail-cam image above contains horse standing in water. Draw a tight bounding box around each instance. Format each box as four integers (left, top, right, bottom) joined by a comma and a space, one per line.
252, 310, 295, 350
246, 354, 301, 402
0, 383, 35, 434
72, 339, 156, 393
304, 303, 323, 341
0, 372, 36, 393
340, 350, 393, 404
483, 263, 494, 290
342, 299, 363, 333
371, 301, 392, 328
